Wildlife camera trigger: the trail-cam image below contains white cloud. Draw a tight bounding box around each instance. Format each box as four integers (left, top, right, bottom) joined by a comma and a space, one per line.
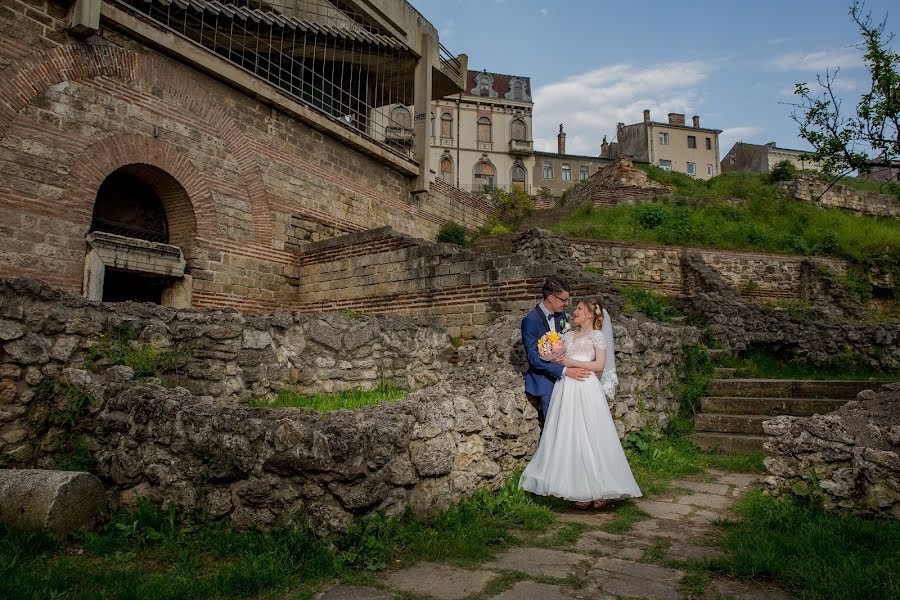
770, 46, 863, 71
532, 61, 713, 155
539, 7, 548, 16
718, 127, 765, 153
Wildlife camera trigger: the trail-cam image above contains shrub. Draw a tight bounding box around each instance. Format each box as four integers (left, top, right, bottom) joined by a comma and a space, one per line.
489, 187, 534, 226
769, 160, 798, 182
436, 221, 469, 247
636, 204, 666, 229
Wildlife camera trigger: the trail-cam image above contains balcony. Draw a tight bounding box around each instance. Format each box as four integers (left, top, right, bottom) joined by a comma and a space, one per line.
433, 44, 468, 99
509, 139, 534, 155
385, 126, 414, 146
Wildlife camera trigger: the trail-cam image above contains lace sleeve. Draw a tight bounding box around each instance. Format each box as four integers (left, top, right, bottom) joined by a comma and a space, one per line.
590, 329, 607, 352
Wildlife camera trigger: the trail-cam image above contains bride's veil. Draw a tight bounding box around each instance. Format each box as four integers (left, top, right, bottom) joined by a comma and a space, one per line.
601, 308, 618, 401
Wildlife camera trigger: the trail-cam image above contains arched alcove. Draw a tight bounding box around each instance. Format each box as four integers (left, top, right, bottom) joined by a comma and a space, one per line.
84, 165, 195, 307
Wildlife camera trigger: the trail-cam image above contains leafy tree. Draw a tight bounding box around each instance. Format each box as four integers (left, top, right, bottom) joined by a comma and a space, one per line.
788, 2, 899, 183
769, 160, 798, 182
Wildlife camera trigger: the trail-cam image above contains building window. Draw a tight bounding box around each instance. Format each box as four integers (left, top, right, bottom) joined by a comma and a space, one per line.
542, 161, 553, 179
391, 106, 412, 129
705, 137, 712, 150
561, 163, 572, 181
474, 162, 495, 189
512, 165, 527, 189
659, 132, 669, 145
687, 135, 697, 149
511, 118, 527, 141
687, 162, 696, 176
707, 164, 713, 177
579, 165, 589, 180
441, 112, 453, 138
477, 116, 492, 143
440, 158, 453, 183
659, 159, 672, 171
513, 80, 524, 100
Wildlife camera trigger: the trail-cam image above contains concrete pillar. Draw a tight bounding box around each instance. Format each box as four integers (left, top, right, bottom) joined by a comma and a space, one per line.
412, 33, 436, 194
557, 124, 566, 155
82, 249, 105, 302
0, 469, 106, 536
161, 274, 193, 309
67, 0, 101, 38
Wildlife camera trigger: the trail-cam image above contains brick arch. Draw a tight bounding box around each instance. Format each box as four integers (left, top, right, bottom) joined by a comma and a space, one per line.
63, 134, 214, 244
0, 44, 272, 243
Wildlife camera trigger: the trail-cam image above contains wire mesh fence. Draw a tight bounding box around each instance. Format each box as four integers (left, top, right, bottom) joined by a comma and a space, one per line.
115, 0, 419, 158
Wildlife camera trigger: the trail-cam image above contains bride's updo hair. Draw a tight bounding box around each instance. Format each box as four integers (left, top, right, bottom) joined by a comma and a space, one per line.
578, 299, 604, 330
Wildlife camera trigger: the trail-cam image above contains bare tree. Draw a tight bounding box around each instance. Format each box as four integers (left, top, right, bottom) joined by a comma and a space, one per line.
787, 1, 899, 183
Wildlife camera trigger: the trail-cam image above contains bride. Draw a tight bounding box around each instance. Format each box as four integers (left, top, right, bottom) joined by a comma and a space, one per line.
519, 299, 642, 509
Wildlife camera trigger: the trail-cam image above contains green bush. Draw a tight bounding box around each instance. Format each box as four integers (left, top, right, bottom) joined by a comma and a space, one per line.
636, 204, 666, 229
769, 159, 798, 182
436, 221, 470, 247
621, 287, 681, 322
488, 187, 534, 226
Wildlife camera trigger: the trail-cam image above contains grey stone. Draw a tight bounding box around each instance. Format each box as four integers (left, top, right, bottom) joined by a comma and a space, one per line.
383, 562, 493, 600
634, 499, 693, 520
0, 319, 24, 341
492, 581, 571, 600
590, 557, 684, 600
674, 493, 733, 510
666, 542, 724, 562
242, 330, 272, 349
484, 547, 587, 578
410, 432, 455, 477
0, 469, 106, 536
4, 333, 49, 365
670, 480, 731, 496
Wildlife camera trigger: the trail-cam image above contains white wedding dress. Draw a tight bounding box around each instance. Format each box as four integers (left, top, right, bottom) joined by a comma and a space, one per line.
519, 329, 642, 502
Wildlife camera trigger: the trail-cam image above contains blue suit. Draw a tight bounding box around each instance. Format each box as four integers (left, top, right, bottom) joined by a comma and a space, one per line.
522, 304, 565, 419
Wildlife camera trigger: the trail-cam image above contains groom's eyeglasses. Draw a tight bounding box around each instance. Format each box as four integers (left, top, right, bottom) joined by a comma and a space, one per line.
551, 294, 571, 305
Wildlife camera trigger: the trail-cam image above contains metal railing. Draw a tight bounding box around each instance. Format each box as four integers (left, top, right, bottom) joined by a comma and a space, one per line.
439, 42, 462, 78
114, 0, 418, 159
458, 183, 533, 195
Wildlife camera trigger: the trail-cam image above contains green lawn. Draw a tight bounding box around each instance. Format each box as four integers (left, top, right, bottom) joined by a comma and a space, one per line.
247, 381, 409, 411
551, 169, 900, 267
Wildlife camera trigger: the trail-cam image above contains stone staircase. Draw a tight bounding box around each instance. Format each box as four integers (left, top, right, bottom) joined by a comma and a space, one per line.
690, 373, 878, 453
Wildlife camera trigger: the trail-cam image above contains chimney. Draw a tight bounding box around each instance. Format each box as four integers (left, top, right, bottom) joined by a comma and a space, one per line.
668, 113, 685, 126
692, 115, 700, 128
643, 109, 650, 123
600, 135, 609, 158
557, 123, 566, 155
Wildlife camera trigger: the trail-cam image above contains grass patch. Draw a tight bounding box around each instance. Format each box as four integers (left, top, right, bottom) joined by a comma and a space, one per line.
0, 475, 555, 599
679, 571, 711, 598
717, 348, 900, 381
551, 169, 900, 271
710, 491, 900, 599
82, 323, 193, 378
599, 502, 649, 534
621, 287, 682, 322
248, 381, 409, 411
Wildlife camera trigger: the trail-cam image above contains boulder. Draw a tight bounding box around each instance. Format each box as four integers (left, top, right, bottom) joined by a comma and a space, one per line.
0, 469, 106, 535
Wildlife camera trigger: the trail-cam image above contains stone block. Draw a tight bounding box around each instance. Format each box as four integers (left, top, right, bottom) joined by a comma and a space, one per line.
0, 469, 106, 535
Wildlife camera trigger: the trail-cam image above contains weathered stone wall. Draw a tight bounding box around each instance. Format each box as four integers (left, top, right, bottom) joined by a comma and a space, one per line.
0, 278, 453, 463
0, 2, 497, 312
678, 255, 900, 369
763, 384, 900, 517
516, 229, 851, 303
779, 174, 900, 219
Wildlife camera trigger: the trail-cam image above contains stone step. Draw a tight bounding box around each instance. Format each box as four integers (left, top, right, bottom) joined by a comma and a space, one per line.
695, 413, 770, 435
690, 432, 768, 454
701, 396, 848, 416
713, 367, 738, 378
707, 378, 878, 399
707, 349, 730, 361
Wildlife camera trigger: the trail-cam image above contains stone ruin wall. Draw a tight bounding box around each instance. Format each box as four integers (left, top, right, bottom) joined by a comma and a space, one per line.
0, 280, 698, 531
515, 230, 850, 304
0, 1, 497, 315
779, 174, 900, 219
763, 384, 900, 518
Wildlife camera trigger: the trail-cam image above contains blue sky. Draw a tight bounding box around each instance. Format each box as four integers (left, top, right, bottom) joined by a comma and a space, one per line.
413, 0, 896, 158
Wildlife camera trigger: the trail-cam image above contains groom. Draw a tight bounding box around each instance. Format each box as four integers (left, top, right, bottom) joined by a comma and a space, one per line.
522, 277, 591, 426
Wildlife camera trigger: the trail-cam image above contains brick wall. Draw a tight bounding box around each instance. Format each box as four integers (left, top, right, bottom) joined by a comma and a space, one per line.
0, 2, 498, 310
779, 174, 900, 219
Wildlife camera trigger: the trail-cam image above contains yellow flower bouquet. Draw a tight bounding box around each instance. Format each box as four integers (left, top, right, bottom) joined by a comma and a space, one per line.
537, 331, 565, 360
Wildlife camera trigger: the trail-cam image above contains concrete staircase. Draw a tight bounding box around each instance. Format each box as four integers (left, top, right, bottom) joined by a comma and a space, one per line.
690, 374, 877, 453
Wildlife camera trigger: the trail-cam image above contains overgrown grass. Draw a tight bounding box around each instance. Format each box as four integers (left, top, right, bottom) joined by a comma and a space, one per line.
248, 381, 409, 411
717, 348, 900, 381
83, 323, 193, 378
621, 287, 682, 322
0, 475, 555, 600
551, 169, 900, 268
710, 491, 900, 599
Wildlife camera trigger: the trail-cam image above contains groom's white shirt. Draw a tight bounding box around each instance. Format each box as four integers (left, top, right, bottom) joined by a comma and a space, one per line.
538, 302, 556, 333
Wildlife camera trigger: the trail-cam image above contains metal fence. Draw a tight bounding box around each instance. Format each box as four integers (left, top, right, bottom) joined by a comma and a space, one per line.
114, 0, 421, 159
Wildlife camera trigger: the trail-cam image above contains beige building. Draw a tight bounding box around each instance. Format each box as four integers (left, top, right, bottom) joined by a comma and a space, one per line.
532, 125, 611, 196
721, 142, 822, 174
424, 70, 535, 193
603, 110, 722, 180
